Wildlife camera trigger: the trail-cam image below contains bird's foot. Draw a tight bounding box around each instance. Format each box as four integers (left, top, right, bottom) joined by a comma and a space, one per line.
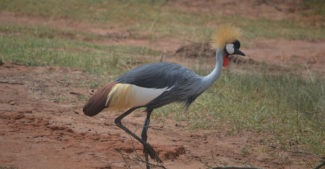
144, 144, 162, 163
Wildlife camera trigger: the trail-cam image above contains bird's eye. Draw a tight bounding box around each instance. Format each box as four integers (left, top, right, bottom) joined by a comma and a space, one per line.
225, 44, 235, 54
233, 40, 240, 49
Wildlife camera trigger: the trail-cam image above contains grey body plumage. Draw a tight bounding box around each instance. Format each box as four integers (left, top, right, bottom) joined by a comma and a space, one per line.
116, 62, 203, 109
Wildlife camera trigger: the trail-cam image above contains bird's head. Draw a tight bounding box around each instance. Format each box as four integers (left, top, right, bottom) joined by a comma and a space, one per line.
211, 25, 245, 67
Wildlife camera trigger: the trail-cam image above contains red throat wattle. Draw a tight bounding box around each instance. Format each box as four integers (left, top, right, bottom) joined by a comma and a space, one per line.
223, 55, 229, 67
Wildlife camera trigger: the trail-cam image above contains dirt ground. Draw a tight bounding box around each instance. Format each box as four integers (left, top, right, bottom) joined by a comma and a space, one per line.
1, 1, 325, 169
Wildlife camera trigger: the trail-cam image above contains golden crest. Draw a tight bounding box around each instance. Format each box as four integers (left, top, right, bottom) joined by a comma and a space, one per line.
211, 25, 241, 49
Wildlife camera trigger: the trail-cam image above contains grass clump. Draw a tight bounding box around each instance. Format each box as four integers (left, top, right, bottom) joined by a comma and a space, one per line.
0, 24, 161, 74
0, 0, 324, 41
301, 0, 325, 16
156, 70, 325, 156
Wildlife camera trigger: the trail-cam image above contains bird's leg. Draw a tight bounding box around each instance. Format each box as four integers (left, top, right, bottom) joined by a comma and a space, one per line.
114, 107, 161, 163
141, 108, 153, 169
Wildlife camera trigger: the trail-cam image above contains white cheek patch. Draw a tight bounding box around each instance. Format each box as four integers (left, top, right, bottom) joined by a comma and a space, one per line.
226, 44, 234, 54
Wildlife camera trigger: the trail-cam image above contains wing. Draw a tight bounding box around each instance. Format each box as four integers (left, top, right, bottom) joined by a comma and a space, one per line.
84, 62, 203, 115
116, 62, 200, 89
116, 62, 203, 109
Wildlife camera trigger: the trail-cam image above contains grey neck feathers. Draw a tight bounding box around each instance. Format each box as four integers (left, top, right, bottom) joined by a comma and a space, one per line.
199, 49, 224, 92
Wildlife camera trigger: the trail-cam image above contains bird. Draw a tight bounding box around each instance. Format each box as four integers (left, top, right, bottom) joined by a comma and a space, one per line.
83, 25, 245, 169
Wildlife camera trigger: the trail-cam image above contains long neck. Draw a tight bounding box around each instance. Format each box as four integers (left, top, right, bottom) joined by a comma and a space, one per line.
200, 49, 224, 91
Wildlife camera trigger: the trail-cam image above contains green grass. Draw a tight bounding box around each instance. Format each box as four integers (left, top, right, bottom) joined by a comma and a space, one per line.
302, 0, 325, 16
0, 23, 161, 74
0, 22, 102, 41
237, 17, 325, 40
0, 0, 324, 42
0, 0, 324, 157
156, 70, 325, 156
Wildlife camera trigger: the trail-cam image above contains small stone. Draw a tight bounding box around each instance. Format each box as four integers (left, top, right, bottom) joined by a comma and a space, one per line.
19, 110, 33, 114
8, 100, 16, 105
13, 113, 25, 120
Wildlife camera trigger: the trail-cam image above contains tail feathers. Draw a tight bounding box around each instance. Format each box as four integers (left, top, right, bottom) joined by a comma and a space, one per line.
83, 82, 116, 116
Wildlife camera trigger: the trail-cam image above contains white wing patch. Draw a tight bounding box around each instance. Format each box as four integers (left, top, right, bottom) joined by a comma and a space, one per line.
130, 85, 169, 107
106, 83, 171, 110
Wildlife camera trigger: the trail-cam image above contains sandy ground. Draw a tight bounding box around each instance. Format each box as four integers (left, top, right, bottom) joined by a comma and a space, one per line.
1, 1, 325, 169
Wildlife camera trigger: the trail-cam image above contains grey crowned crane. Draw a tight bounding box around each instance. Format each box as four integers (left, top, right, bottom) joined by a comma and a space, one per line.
83, 25, 245, 168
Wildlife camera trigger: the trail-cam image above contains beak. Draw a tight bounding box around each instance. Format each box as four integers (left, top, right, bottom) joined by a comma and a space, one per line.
234, 49, 245, 56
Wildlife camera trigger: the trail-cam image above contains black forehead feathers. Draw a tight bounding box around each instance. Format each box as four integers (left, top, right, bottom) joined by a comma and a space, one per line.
233, 40, 240, 49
